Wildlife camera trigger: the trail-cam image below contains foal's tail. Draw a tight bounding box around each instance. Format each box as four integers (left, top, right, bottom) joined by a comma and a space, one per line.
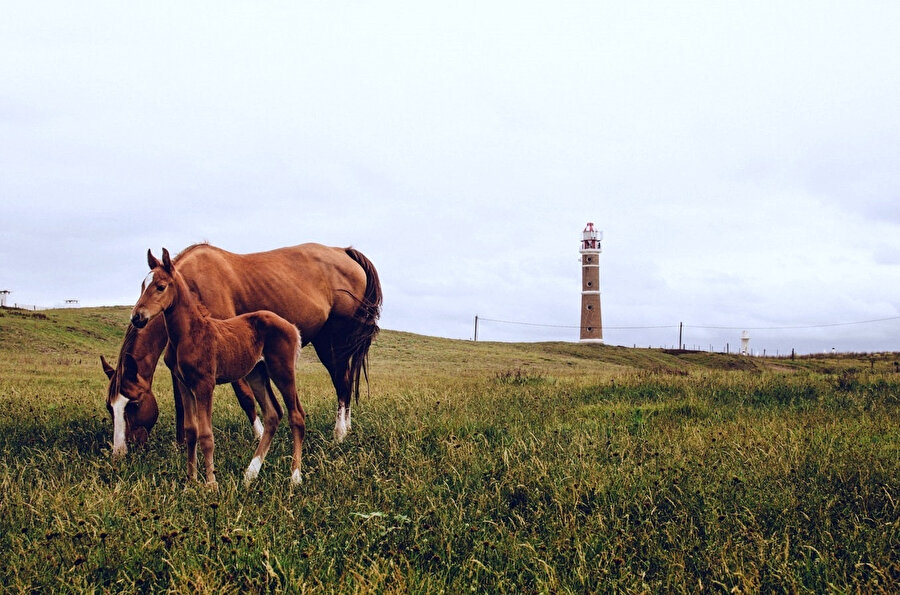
344, 247, 382, 403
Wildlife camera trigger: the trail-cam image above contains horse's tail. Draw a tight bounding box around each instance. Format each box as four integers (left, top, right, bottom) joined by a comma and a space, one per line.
344, 247, 382, 403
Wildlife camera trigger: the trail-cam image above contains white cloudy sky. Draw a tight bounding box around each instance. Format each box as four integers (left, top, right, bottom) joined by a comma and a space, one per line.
2, 1, 899, 355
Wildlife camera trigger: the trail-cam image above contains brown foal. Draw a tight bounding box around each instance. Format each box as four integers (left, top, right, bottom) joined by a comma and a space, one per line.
131, 248, 306, 487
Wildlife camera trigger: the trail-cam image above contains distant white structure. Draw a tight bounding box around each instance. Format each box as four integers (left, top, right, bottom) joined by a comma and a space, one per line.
64, 299, 80, 307
740, 330, 750, 355
0, 290, 9, 308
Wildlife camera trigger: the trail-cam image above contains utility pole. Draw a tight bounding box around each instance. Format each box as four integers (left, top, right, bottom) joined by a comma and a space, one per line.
474, 315, 479, 342
678, 322, 683, 350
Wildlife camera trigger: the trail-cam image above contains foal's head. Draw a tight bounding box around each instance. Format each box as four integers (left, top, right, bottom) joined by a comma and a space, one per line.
102, 351, 159, 456
131, 248, 178, 329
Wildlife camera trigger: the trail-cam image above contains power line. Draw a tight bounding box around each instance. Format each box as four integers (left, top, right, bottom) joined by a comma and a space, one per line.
477, 315, 900, 332
686, 316, 900, 331
477, 317, 677, 330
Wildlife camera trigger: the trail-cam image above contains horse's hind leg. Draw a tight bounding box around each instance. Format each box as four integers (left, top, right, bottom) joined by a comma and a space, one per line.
232, 378, 264, 440
265, 338, 305, 485
242, 365, 282, 486
270, 369, 305, 485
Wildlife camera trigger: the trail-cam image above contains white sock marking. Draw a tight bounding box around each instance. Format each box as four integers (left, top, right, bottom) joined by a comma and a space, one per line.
334, 405, 348, 442
244, 456, 262, 486
111, 393, 128, 458
253, 418, 264, 440
346, 405, 352, 431
291, 468, 302, 485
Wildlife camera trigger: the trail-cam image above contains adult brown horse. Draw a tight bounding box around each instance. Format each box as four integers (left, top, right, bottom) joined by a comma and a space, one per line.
133, 248, 305, 486
103, 242, 381, 458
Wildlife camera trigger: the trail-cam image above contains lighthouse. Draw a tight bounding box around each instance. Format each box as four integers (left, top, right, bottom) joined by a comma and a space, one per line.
580, 222, 603, 343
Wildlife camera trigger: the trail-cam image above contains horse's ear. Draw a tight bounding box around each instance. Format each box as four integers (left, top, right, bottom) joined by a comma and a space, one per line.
161, 248, 173, 273
100, 355, 115, 379
147, 249, 160, 270
122, 353, 140, 382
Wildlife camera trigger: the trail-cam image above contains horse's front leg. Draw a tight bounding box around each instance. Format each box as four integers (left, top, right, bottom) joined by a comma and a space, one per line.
172, 374, 186, 444
179, 380, 199, 482
195, 380, 217, 488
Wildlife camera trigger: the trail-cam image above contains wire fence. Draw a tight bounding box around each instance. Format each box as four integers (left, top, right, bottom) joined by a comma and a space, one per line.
1, 303, 46, 312
478, 315, 900, 332
474, 314, 900, 355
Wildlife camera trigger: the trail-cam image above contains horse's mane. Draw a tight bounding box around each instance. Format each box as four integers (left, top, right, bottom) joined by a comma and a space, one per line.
172, 243, 214, 318
117, 324, 139, 366
173, 241, 212, 261
109, 323, 140, 394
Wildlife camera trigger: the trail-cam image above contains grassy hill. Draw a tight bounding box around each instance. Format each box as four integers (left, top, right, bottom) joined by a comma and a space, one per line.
1, 306, 897, 592
1, 305, 885, 377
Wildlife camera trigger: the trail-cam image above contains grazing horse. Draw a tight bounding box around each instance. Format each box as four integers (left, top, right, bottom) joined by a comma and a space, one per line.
103, 242, 381, 458
132, 248, 305, 486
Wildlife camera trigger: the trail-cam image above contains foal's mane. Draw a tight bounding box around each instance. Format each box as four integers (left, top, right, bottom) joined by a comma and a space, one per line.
170, 243, 214, 319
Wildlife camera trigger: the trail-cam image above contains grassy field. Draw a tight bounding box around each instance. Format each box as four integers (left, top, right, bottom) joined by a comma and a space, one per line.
0, 306, 897, 593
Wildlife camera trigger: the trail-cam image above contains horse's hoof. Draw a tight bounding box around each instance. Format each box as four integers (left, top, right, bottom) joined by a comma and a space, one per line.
291, 469, 302, 485
206, 480, 219, 491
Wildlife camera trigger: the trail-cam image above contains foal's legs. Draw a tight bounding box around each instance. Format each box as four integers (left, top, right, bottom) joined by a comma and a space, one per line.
181, 377, 217, 487
272, 373, 306, 484
178, 380, 199, 482
165, 347, 187, 444
269, 368, 305, 485
265, 335, 305, 484
170, 373, 187, 445
231, 378, 264, 440
193, 379, 217, 486
242, 366, 283, 486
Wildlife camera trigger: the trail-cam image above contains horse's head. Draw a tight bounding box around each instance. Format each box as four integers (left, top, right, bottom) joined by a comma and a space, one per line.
131, 248, 177, 329
102, 353, 159, 458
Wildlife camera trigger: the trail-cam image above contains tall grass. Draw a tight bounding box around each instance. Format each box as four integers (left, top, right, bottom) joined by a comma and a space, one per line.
0, 308, 897, 592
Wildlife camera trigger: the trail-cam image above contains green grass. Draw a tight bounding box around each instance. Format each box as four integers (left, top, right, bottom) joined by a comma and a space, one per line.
1, 307, 898, 592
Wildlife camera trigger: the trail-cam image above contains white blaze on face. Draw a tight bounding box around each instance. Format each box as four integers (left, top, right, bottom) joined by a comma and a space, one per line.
141, 271, 155, 292
111, 393, 128, 458
334, 404, 348, 442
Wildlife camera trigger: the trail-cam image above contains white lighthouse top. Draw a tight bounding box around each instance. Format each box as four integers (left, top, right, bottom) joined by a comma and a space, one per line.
581, 222, 602, 252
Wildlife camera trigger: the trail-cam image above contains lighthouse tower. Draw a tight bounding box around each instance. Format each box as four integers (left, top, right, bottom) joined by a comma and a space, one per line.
580, 222, 603, 343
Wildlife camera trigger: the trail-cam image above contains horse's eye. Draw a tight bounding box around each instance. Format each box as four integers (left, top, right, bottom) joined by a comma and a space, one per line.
156, 284, 165, 292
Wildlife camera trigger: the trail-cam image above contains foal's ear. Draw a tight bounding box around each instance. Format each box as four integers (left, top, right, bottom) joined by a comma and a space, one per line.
161, 248, 173, 273
100, 355, 115, 379
147, 249, 161, 270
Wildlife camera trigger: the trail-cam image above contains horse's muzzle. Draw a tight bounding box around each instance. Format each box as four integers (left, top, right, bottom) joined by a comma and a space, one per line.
131, 313, 148, 328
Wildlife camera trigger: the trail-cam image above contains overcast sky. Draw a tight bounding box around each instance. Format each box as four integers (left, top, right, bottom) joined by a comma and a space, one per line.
2, 2, 899, 355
